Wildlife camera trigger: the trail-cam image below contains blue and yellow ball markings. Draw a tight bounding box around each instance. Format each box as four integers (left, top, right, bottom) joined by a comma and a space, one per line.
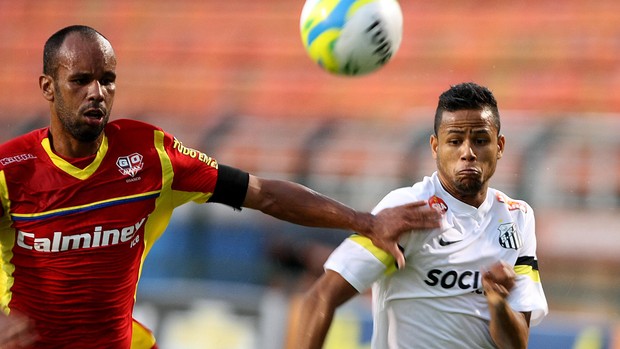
304, 0, 354, 46
301, 0, 384, 73
301, 0, 361, 73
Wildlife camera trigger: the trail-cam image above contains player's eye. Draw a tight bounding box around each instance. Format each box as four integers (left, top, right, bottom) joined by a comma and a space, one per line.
71, 77, 90, 85
101, 73, 116, 86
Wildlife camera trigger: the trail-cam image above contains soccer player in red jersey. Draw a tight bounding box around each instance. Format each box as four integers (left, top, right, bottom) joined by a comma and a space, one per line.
0, 25, 440, 348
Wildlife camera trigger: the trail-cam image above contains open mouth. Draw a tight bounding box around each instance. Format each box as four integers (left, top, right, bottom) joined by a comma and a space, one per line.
84, 108, 105, 119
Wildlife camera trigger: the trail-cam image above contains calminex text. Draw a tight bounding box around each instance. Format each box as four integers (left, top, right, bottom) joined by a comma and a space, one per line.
17, 218, 146, 252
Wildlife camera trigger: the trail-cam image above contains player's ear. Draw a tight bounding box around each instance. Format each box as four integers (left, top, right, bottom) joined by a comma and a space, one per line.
39, 74, 55, 101
497, 134, 505, 159
430, 134, 439, 159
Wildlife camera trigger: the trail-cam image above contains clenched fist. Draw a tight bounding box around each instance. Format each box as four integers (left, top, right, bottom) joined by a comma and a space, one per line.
482, 260, 516, 305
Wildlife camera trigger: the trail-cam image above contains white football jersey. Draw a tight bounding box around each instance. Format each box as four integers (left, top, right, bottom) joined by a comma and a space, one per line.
325, 172, 548, 349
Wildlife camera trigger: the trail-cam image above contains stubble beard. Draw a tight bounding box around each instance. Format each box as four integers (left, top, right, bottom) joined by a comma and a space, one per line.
54, 92, 107, 143
437, 158, 485, 198
454, 177, 483, 197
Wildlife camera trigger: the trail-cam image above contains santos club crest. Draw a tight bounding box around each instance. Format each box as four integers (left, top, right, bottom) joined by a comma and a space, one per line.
498, 223, 523, 250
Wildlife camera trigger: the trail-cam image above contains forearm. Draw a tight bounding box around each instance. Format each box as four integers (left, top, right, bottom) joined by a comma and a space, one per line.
288, 271, 358, 349
243, 175, 441, 268
488, 297, 530, 349
243, 176, 373, 233
290, 292, 335, 349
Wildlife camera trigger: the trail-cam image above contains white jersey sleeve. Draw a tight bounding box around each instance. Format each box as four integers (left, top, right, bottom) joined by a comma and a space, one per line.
324, 236, 394, 293
506, 200, 548, 325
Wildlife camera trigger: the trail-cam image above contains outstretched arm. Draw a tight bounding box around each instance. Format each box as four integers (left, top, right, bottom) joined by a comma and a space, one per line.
483, 261, 531, 349
242, 175, 440, 268
287, 270, 359, 349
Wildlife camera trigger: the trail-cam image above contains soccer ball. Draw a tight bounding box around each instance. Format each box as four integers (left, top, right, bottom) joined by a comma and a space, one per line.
300, 0, 403, 76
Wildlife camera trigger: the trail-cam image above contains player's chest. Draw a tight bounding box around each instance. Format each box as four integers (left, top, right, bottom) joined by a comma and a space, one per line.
414, 210, 522, 267
5, 146, 163, 215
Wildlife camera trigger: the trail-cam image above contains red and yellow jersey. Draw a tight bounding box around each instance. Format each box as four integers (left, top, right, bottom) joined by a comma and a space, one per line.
0, 119, 224, 348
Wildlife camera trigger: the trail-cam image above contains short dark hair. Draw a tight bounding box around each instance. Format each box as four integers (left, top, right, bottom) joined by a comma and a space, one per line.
43, 25, 107, 78
433, 82, 500, 135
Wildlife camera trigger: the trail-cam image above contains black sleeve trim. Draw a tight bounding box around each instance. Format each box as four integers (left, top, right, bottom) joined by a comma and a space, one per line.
515, 256, 538, 270
209, 164, 249, 210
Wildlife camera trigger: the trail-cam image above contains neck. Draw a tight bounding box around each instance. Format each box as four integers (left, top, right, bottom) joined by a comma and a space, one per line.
48, 128, 103, 158
454, 191, 487, 208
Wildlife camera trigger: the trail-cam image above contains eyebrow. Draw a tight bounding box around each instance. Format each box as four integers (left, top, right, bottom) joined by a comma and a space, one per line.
445, 128, 491, 135
67, 70, 116, 79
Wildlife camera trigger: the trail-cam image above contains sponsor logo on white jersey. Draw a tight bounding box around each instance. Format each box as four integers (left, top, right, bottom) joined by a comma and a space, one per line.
17, 218, 146, 252
496, 192, 527, 213
428, 195, 448, 213
424, 268, 482, 292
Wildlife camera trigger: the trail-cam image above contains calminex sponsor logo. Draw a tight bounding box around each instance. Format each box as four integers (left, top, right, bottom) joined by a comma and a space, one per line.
17, 218, 146, 252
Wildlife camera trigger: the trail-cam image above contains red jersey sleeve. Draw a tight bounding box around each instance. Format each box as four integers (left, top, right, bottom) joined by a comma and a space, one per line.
163, 132, 248, 208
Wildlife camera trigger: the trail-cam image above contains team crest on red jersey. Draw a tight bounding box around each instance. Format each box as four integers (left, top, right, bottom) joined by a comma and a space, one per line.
428, 195, 448, 213
495, 192, 527, 213
116, 153, 144, 177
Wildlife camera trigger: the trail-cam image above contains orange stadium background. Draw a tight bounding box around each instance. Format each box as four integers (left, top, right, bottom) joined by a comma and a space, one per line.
1, 1, 619, 348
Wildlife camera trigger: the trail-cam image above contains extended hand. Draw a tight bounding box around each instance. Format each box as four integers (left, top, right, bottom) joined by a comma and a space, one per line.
368, 200, 441, 268
482, 260, 516, 305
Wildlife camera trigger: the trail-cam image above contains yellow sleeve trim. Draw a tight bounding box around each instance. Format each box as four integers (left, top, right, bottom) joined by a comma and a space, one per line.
349, 234, 398, 275
514, 265, 541, 283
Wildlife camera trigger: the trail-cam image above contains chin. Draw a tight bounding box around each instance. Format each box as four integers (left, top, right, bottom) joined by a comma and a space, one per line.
455, 180, 483, 196
76, 127, 105, 143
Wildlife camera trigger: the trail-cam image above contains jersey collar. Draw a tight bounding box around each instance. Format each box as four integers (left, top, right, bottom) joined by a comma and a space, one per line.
431, 172, 493, 218
41, 133, 109, 180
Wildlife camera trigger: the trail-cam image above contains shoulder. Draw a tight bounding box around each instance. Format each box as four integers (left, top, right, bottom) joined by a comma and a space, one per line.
372, 175, 436, 214
105, 118, 164, 134
0, 128, 47, 151
104, 119, 168, 145
491, 188, 533, 216
0, 128, 47, 169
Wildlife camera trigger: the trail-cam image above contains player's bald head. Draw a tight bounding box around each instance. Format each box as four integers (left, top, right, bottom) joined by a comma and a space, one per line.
43, 25, 113, 78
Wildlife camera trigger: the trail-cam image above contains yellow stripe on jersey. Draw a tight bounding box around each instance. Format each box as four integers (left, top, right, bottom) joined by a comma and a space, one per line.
349, 234, 398, 275
9, 191, 161, 221
0, 170, 15, 313
514, 265, 541, 283
41, 134, 109, 180
136, 130, 176, 297
131, 319, 157, 349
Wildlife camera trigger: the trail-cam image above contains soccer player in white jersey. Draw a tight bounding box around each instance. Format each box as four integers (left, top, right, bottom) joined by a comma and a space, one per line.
289, 82, 548, 349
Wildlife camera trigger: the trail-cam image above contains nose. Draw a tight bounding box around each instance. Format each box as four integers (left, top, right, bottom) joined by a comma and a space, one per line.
87, 80, 104, 102
460, 141, 477, 161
